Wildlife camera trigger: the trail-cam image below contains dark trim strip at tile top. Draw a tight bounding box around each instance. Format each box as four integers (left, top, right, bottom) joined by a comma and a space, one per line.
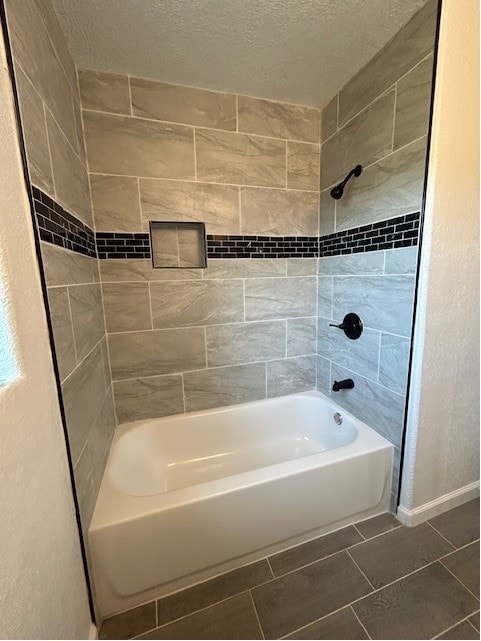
32, 186, 421, 261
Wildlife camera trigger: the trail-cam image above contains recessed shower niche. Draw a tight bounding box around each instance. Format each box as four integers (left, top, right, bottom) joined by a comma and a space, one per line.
150, 221, 207, 269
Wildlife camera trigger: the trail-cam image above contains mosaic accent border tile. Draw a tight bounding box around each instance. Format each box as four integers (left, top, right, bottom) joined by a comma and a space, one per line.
319, 213, 420, 257
32, 187, 420, 261
32, 186, 96, 257
96, 233, 151, 259
206, 235, 319, 259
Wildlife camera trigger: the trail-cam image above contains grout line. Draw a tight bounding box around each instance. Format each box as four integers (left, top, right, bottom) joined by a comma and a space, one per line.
376, 332, 382, 383
352, 523, 366, 541
433, 614, 481, 640
127, 75, 134, 116
426, 520, 458, 549
193, 127, 198, 181
60, 331, 106, 386
265, 556, 275, 579
391, 83, 398, 152
203, 326, 209, 367
285, 141, 288, 188
65, 286, 79, 364
439, 559, 480, 601
249, 590, 265, 640
285, 319, 288, 358
180, 373, 186, 412
136, 177, 143, 229
346, 549, 375, 591
43, 103, 57, 201
147, 282, 154, 330
238, 187, 242, 233
351, 604, 372, 639
235, 94, 239, 132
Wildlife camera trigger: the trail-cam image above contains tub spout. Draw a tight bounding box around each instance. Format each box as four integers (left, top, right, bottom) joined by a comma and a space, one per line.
332, 378, 354, 392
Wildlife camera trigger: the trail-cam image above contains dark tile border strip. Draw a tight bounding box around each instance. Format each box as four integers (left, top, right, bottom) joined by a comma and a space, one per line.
32, 186, 96, 258
319, 213, 420, 257
96, 232, 151, 259
32, 188, 419, 261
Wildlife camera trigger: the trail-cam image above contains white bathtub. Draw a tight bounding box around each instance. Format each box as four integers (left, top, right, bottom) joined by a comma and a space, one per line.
89, 391, 393, 617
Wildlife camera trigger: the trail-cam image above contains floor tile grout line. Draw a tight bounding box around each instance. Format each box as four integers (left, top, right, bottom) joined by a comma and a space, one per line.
426, 519, 458, 549
249, 590, 266, 640
346, 549, 376, 591
439, 559, 480, 602
432, 612, 481, 639
266, 556, 275, 579
112, 527, 477, 639
351, 604, 372, 640
352, 523, 366, 540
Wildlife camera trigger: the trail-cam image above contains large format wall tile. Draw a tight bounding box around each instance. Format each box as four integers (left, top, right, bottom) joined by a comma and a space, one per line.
6, 0, 78, 151
286, 258, 318, 276
287, 317, 317, 357
318, 251, 385, 276
338, 0, 438, 125
202, 258, 286, 280
238, 95, 319, 143
131, 78, 236, 130
245, 277, 317, 321
206, 321, 286, 367
379, 333, 410, 394
333, 274, 415, 336
68, 284, 105, 361
79, 69, 131, 115
42, 243, 97, 286
113, 374, 184, 423
241, 187, 319, 235
90, 175, 141, 231
46, 112, 93, 226
108, 327, 206, 379
15, 65, 53, 193
73, 388, 115, 530
384, 246, 418, 274
47, 287, 76, 381
102, 282, 152, 332
394, 55, 434, 150
317, 277, 333, 319
286, 142, 320, 191
140, 179, 240, 234
321, 90, 395, 189
62, 342, 108, 464
183, 363, 266, 412
321, 95, 338, 141
335, 137, 426, 230
318, 319, 380, 381
150, 280, 244, 328
83, 111, 195, 179
319, 189, 335, 236
100, 258, 202, 282
330, 364, 405, 448
195, 129, 286, 187
267, 355, 316, 397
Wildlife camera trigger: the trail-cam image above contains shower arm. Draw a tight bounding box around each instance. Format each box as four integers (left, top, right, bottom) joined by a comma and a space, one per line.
330, 164, 363, 199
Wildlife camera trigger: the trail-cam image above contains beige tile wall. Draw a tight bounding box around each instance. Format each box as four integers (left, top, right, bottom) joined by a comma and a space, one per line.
79, 73, 321, 422
5, 0, 116, 533
316, 0, 438, 509
319, 0, 437, 233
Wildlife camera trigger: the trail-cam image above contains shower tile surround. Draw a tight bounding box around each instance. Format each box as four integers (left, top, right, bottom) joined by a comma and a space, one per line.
317, 0, 437, 509
5, 0, 436, 542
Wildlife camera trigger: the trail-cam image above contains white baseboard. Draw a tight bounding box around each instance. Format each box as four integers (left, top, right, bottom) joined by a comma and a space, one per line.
88, 623, 98, 639
397, 481, 480, 527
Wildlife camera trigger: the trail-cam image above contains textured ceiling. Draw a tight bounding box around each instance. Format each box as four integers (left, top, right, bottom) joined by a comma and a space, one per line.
51, 0, 428, 107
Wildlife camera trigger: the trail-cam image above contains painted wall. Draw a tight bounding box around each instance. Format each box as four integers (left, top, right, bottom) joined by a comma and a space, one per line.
4, 0, 116, 533
316, 0, 438, 508
400, 0, 480, 517
79, 71, 321, 422
0, 30, 92, 639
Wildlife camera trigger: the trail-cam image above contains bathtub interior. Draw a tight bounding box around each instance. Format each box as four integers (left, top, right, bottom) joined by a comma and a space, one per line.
109, 392, 358, 496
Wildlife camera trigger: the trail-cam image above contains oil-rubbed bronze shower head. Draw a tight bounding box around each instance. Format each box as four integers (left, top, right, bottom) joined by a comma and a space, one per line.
330, 164, 363, 199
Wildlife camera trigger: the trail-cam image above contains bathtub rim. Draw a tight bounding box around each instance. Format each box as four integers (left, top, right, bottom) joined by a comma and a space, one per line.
90, 390, 393, 531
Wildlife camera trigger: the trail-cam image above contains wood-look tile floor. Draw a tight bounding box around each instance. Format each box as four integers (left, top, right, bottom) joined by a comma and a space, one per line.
99, 499, 480, 640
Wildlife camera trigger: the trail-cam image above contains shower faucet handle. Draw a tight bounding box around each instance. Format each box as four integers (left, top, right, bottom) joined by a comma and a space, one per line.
328, 313, 363, 340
